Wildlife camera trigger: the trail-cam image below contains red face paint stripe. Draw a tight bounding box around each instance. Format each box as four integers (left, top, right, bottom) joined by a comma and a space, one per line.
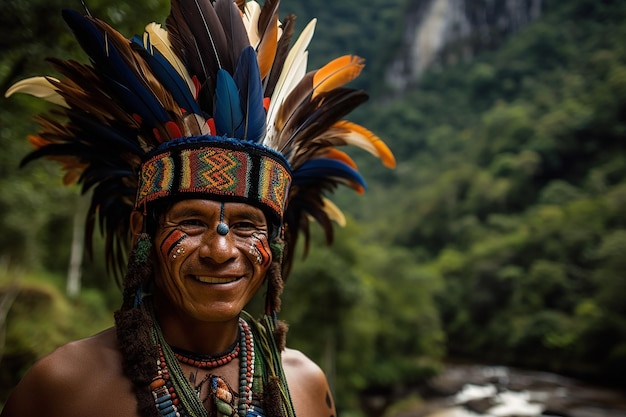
160, 229, 187, 258
254, 238, 271, 267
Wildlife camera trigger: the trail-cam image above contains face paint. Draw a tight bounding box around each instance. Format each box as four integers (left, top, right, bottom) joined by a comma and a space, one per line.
160, 229, 188, 261
249, 232, 272, 267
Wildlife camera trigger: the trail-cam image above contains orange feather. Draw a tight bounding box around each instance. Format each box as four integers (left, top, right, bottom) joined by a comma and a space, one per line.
256, 20, 278, 80
322, 148, 358, 169
334, 120, 396, 168
312, 55, 365, 98
255, 0, 279, 80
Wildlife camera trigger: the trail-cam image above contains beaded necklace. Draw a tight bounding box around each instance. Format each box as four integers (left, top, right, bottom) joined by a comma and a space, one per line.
149, 313, 260, 417
171, 340, 240, 369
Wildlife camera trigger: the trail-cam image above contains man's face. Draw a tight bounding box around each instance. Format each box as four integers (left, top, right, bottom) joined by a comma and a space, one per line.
153, 199, 273, 323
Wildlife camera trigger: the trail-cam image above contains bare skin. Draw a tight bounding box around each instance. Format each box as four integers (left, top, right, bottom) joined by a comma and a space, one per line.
0, 328, 336, 417
1, 200, 336, 417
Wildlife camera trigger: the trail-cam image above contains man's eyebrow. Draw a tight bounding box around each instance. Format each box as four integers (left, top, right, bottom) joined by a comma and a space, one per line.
168, 207, 206, 218
230, 208, 266, 223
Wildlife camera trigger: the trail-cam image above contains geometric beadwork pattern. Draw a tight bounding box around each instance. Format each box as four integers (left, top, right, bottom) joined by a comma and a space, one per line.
180, 148, 248, 196
136, 152, 175, 206
259, 156, 291, 216
136, 144, 291, 221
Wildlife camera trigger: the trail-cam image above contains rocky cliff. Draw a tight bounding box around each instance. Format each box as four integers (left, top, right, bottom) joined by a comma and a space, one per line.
386, 0, 543, 90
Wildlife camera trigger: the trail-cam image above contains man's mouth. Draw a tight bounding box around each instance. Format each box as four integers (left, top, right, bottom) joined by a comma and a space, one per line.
194, 276, 241, 284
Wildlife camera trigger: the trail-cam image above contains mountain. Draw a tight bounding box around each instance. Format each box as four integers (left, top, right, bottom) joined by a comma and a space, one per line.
387, 0, 544, 90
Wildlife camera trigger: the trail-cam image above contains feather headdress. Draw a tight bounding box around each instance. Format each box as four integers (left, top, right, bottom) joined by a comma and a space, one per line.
6, 0, 395, 278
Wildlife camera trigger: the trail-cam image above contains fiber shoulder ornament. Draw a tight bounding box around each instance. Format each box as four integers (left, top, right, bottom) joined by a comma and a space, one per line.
5, 0, 396, 277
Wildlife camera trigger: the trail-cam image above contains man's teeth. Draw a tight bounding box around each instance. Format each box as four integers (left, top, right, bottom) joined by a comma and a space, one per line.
195, 276, 238, 284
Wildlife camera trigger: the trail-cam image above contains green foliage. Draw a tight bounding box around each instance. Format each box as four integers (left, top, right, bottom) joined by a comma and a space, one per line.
359, 0, 626, 387
282, 223, 443, 412
0, 270, 114, 405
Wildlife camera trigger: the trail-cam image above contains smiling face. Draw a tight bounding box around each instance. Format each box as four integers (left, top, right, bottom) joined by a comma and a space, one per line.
152, 199, 273, 323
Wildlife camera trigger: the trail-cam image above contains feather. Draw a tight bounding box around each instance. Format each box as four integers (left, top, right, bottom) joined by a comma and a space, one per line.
333, 121, 396, 168
243, 1, 262, 46
279, 88, 369, 162
235, 0, 247, 13
214, 69, 243, 137
167, 0, 229, 76
233, 46, 265, 142
45, 58, 135, 126
275, 55, 364, 139
254, 0, 279, 80
272, 18, 316, 101
132, 35, 202, 116
215, 0, 250, 70
312, 55, 364, 99
62, 9, 172, 127
266, 18, 316, 143
321, 148, 358, 169
292, 158, 366, 194
4, 76, 68, 107
321, 197, 346, 227
143, 22, 195, 94
263, 13, 295, 98
289, 120, 395, 170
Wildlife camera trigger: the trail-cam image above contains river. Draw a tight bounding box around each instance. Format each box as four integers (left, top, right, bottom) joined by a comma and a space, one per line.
388, 364, 626, 417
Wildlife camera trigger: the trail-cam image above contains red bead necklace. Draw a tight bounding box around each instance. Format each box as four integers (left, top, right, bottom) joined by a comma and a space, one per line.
171, 340, 240, 369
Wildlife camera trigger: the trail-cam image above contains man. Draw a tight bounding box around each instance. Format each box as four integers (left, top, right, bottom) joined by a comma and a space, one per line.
1, 1, 395, 416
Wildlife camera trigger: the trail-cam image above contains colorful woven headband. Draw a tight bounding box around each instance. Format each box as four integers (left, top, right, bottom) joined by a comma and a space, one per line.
136, 137, 291, 222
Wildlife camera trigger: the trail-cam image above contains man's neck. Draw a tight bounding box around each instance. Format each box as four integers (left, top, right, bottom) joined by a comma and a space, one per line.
152, 294, 241, 355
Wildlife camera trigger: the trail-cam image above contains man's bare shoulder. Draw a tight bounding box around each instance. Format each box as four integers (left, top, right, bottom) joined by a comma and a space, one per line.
282, 348, 336, 417
1, 328, 137, 417
28, 328, 122, 386
282, 348, 324, 378
43, 327, 119, 369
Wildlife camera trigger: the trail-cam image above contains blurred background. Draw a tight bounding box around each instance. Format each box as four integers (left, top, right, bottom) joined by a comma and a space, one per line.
1, 0, 625, 416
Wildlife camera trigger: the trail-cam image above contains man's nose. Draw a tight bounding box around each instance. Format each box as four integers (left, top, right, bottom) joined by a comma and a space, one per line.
198, 227, 238, 263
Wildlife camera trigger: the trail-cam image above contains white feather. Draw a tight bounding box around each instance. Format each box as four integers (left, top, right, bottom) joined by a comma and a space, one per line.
243, 1, 262, 47
322, 197, 346, 227
265, 18, 317, 145
5, 76, 67, 107
265, 51, 308, 146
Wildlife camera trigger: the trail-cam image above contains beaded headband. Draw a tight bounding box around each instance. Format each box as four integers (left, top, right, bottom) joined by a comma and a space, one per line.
136, 137, 291, 223
7, 0, 396, 277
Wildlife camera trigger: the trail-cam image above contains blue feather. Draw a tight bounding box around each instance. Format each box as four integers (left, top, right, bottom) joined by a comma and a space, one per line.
292, 158, 367, 190
215, 69, 243, 137
233, 46, 265, 142
132, 35, 202, 115
62, 9, 170, 126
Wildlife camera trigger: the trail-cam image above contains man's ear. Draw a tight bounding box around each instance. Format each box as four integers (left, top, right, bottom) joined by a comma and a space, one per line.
130, 210, 145, 246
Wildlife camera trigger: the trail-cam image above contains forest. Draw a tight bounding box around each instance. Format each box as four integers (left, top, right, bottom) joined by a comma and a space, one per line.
1, 0, 625, 415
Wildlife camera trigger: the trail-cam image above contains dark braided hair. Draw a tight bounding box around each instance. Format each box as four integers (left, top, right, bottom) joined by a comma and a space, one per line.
114, 232, 159, 417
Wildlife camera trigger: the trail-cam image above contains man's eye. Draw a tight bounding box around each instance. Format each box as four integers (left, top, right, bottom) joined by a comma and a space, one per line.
178, 219, 205, 229
232, 221, 256, 229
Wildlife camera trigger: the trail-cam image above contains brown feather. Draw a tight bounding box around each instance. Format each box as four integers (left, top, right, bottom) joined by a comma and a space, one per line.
47, 60, 142, 133
278, 88, 368, 163
274, 71, 314, 133
215, 0, 250, 69
167, 0, 230, 111
91, 17, 181, 119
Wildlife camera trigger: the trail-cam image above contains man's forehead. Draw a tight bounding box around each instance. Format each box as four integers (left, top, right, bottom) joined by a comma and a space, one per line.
167, 199, 267, 220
